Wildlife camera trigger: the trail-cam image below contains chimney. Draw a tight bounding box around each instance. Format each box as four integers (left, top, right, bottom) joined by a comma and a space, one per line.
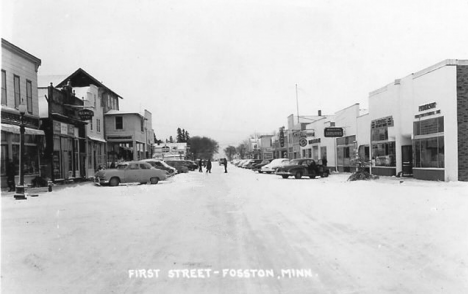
318, 110, 322, 116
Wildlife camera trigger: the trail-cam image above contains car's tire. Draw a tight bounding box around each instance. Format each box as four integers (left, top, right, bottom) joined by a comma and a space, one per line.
259, 171, 263, 173
281, 175, 289, 179
109, 177, 120, 186
294, 171, 302, 179
321, 171, 329, 178
309, 171, 316, 179
266, 172, 271, 174
150, 177, 159, 184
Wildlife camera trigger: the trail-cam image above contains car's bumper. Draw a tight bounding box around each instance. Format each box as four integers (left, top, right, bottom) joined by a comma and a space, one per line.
275, 171, 293, 176
94, 177, 109, 185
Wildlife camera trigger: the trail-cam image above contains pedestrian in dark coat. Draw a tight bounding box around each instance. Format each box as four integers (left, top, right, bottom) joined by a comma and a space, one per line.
322, 157, 328, 167
206, 159, 212, 173
6, 159, 16, 192
223, 158, 228, 173
198, 159, 203, 172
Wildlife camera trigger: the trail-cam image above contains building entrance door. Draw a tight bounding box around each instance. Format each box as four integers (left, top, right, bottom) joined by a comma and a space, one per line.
401, 145, 413, 177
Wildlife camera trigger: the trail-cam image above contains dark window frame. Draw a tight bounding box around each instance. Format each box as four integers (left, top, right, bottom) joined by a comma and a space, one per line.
1, 70, 6, 105
115, 116, 123, 130
13, 74, 21, 107
26, 79, 33, 114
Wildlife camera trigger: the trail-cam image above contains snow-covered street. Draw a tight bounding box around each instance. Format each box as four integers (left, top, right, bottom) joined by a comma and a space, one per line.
2, 165, 468, 294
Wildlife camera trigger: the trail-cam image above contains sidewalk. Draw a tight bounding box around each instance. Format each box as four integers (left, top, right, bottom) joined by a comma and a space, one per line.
1, 179, 93, 197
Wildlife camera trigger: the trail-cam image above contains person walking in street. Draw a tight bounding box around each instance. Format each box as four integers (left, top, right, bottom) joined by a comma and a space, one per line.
6, 159, 16, 192
206, 159, 212, 173
223, 158, 228, 173
198, 159, 203, 172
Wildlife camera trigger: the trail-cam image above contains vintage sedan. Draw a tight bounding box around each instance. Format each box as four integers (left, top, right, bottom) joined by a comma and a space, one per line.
94, 161, 167, 186
164, 160, 189, 173
260, 158, 290, 174
142, 159, 177, 176
275, 158, 329, 179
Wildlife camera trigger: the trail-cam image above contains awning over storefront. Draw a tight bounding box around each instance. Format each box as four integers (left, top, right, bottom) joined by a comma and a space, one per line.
1, 124, 45, 135
87, 135, 107, 143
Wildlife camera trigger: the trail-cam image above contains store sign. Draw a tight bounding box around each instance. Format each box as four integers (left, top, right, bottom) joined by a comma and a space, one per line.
293, 130, 307, 138
299, 137, 308, 147
324, 127, 344, 137
162, 146, 170, 153
308, 138, 321, 144
419, 102, 436, 112
415, 109, 441, 119
78, 109, 94, 120
371, 116, 394, 128
107, 135, 132, 141
279, 128, 285, 147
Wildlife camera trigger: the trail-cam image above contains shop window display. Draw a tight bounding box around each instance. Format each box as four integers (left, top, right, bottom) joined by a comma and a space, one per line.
372, 142, 396, 167
413, 137, 444, 168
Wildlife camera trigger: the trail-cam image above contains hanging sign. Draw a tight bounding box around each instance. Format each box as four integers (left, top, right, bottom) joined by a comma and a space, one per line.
324, 127, 344, 137
299, 138, 308, 147
78, 109, 94, 120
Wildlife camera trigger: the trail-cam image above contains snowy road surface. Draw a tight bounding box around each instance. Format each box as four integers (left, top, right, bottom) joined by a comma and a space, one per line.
2, 165, 468, 294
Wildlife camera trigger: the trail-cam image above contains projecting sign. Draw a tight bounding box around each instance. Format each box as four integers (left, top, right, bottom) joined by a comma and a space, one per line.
78, 109, 94, 120
324, 127, 344, 137
299, 138, 308, 147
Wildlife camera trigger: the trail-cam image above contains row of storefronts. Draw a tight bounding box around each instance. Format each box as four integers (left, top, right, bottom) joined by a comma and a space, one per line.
253, 59, 468, 182
1, 39, 155, 188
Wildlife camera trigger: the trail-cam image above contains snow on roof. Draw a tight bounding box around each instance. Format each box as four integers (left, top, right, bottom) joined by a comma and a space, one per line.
104, 109, 145, 117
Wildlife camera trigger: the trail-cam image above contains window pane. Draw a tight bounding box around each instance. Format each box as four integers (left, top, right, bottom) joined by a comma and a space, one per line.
14, 75, 20, 107
414, 140, 420, 167
26, 80, 32, 113
1, 70, 6, 105
438, 117, 444, 133
420, 138, 438, 168
116, 117, 123, 129
1, 145, 8, 174
438, 137, 444, 168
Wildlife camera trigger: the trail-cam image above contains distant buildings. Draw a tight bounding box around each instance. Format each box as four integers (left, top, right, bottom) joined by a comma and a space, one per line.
263, 60, 468, 182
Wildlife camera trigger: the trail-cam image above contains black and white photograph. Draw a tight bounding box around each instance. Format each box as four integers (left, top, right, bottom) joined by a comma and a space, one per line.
1, 0, 468, 293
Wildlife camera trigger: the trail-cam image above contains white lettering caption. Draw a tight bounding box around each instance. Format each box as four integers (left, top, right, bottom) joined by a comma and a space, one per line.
128, 269, 316, 279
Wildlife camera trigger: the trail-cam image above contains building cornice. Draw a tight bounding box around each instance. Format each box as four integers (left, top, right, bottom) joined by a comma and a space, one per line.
2, 38, 42, 72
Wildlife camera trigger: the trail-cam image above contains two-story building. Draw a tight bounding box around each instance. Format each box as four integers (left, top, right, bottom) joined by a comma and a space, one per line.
39, 68, 123, 180
105, 110, 154, 164
1, 39, 43, 188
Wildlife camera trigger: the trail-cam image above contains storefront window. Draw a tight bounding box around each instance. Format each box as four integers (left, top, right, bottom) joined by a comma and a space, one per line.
414, 117, 444, 136
372, 142, 396, 167
413, 137, 444, 168
1, 145, 8, 175
11, 145, 39, 175
371, 127, 388, 141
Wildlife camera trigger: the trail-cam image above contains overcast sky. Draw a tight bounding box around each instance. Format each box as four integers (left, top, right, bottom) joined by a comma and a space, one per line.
2, 0, 468, 148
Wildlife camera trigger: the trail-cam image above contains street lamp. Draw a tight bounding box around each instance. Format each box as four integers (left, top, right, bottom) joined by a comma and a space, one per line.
14, 103, 28, 200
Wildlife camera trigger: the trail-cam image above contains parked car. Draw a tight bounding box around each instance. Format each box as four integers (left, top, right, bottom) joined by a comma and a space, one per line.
244, 159, 263, 169
276, 158, 330, 179
239, 159, 255, 168
94, 161, 167, 186
260, 158, 290, 174
251, 159, 273, 172
181, 160, 198, 171
142, 159, 177, 176
164, 160, 189, 173
235, 159, 247, 167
